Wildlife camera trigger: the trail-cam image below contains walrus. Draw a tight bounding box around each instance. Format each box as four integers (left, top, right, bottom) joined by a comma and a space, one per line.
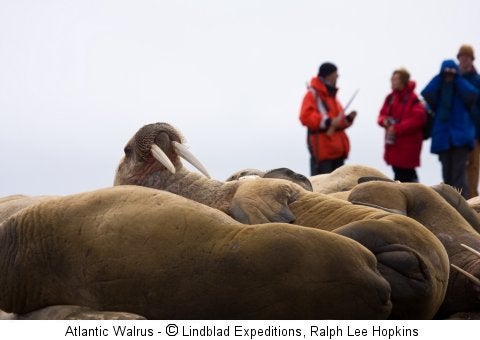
0, 185, 392, 320
348, 180, 480, 318
113, 122, 449, 319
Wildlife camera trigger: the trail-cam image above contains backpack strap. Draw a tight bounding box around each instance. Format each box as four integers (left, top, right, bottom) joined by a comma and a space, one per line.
387, 93, 412, 119
308, 86, 330, 129
386, 93, 393, 116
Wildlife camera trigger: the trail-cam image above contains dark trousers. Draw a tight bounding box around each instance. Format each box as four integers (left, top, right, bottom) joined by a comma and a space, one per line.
438, 146, 470, 199
310, 156, 345, 176
466, 140, 480, 198
392, 166, 418, 183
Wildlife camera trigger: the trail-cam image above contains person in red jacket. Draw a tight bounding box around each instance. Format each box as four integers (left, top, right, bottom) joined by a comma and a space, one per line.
378, 68, 426, 182
299, 62, 357, 175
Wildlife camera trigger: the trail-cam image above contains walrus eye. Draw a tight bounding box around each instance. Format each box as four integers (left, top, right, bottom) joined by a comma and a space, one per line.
124, 145, 133, 157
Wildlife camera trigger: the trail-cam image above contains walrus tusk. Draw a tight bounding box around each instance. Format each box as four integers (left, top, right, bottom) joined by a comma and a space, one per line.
450, 264, 480, 286
151, 144, 176, 174
172, 141, 211, 178
460, 243, 480, 258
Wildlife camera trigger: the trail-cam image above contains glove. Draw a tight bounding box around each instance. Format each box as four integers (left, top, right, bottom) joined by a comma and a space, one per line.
346, 111, 357, 123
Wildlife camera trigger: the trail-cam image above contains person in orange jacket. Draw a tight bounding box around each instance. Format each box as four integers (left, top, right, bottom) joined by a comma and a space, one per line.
299, 62, 357, 175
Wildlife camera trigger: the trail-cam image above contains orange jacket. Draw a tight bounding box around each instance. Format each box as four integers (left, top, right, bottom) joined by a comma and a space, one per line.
299, 77, 352, 161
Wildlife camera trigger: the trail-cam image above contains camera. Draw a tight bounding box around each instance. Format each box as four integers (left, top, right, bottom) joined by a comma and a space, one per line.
386, 117, 397, 125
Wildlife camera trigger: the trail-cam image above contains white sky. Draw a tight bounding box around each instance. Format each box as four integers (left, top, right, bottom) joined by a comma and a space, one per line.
1, 0, 479, 196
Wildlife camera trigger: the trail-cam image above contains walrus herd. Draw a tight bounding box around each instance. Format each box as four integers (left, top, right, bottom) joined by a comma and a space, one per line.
0, 122, 479, 319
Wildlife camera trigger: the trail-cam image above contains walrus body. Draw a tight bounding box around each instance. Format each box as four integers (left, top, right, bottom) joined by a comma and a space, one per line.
309, 164, 390, 194
288, 191, 449, 319
113, 122, 449, 319
0, 186, 392, 320
0, 194, 53, 222
348, 181, 480, 317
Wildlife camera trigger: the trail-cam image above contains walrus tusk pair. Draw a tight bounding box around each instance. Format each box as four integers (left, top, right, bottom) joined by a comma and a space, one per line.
150, 142, 211, 178
450, 244, 480, 286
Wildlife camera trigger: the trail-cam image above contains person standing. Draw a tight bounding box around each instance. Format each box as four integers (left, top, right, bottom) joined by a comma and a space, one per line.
421, 59, 479, 198
457, 44, 480, 198
299, 62, 357, 175
377, 68, 426, 182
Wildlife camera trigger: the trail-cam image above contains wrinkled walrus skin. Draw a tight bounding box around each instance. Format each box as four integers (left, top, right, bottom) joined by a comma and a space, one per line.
348, 181, 480, 318
0, 194, 54, 222
0, 186, 392, 320
275, 190, 449, 320
114, 122, 449, 319
431, 183, 480, 234
227, 176, 449, 319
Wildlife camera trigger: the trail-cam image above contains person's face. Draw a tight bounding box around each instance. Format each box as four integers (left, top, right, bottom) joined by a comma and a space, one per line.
390, 73, 405, 91
458, 54, 473, 73
443, 67, 457, 82
323, 71, 338, 87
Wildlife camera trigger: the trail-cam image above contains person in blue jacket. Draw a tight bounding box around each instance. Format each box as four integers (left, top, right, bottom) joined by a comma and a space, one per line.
421, 59, 479, 198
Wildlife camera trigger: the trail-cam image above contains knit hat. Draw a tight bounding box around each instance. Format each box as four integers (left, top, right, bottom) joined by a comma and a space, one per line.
318, 62, 338, 78
457, 44, 475, 60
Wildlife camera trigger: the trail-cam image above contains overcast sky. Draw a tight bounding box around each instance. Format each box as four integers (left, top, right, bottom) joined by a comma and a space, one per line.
1, 0, 479, 196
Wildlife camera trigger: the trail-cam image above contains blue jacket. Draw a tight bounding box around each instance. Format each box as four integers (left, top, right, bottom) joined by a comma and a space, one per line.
421, 59, 479, 154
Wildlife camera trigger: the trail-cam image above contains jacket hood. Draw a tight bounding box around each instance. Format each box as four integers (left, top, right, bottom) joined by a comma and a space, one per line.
309, 77, 326, 94
439, 59, 459, 74
405, 80, 416, 93
393, 80, 416, 96
310, 77, 337, 96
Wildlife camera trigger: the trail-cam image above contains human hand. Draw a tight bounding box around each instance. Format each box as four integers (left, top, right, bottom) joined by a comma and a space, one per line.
326, 114, 344, 135
383, 117, 396, 127
331, 114, 343, 127
347, 111, 357, 122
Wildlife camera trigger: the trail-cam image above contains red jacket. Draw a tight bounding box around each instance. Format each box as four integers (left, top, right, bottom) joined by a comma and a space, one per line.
377, 81, 426, 168
299, 77, 352, 161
